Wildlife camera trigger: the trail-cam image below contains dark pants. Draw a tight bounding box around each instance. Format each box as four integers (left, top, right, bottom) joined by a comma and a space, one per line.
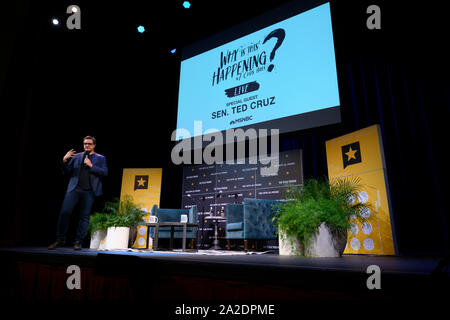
56, 187, 95, 243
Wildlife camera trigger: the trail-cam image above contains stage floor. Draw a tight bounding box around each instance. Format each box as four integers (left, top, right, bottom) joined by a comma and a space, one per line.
1, 246, 448, 307
0, 245, 442, 275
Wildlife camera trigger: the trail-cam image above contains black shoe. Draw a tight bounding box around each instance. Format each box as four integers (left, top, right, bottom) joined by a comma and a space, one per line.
74, 242, 82, 251
48, 240, 65, 250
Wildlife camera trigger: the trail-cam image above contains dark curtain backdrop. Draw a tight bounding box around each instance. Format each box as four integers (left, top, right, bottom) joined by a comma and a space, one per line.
2, 0, 448, 256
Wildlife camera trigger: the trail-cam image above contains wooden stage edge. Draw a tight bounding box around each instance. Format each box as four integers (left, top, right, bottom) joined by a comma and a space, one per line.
0, 246, 448, 309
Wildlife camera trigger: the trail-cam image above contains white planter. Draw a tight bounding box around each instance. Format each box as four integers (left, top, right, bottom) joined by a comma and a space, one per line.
90, 229, 107, 249
278, 223, 347, 257
278, 230, 303, 256
105, 227, 130, 250
304, 222, 347, 257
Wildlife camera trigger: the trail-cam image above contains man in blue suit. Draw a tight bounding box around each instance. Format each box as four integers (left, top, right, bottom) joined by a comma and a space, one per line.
49, 136, 108, 250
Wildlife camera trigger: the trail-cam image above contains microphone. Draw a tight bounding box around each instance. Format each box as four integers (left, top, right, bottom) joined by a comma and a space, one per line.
83, 151, 89, 167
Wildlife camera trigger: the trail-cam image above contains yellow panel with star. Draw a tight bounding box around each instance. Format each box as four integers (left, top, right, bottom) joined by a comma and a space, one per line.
325, 125, 396, 255
119, 168, 162, 248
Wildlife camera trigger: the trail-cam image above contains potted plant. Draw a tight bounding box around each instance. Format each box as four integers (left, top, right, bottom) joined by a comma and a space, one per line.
88, 212, 109, 249
273, 177, 368, 257
103, 195, 146, 250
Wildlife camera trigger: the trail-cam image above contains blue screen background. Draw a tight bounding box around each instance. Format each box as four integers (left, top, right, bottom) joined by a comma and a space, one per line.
176, 2, 340, 138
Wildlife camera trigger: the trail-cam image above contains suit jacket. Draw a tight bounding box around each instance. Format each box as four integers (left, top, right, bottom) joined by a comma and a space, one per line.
63, 152, 108, 196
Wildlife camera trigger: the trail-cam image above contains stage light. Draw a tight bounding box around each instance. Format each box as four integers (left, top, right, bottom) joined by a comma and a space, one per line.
171, 48, 177, 54
51, 18, 60, 26
183, 1, 191, 9
137, 25, 145, 33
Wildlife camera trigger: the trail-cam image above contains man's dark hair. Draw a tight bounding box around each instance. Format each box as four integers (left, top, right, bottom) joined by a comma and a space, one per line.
83, 136, 96, 144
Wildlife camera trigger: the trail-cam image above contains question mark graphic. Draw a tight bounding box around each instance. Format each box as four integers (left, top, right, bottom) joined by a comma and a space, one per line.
262, 28, 286, 72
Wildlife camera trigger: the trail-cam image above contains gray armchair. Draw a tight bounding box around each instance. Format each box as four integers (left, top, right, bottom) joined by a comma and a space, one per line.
225, 198, 280, 251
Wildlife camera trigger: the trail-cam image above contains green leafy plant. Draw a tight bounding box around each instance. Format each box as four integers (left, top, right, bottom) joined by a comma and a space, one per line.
102, 195, 146, 228
273, 177, 369, 250
87, 212, 110, 236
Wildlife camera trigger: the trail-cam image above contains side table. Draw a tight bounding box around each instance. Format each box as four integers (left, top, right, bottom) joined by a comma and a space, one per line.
137, 222, 198, 251
204, 216, 227, 250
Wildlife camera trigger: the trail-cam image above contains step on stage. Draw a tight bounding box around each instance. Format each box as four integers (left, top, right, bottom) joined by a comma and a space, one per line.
0, 246, 448, 314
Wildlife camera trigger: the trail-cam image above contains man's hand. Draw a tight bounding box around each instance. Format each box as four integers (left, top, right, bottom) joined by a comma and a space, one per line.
63, 149, 76, 163
84, 157, 93, 168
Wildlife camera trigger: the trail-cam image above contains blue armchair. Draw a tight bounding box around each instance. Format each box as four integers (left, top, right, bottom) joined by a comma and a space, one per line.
149, 205, 199, 249
225, 198, 280, 251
